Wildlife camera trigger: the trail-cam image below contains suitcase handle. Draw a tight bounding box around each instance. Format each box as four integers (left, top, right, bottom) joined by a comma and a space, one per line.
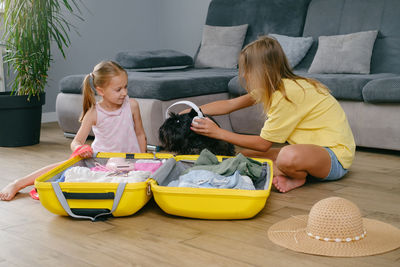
62, 192, 115, 200
51, 182, 126, 221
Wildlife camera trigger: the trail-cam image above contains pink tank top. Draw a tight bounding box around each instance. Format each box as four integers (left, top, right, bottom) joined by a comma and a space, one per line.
91, 96, 141, 153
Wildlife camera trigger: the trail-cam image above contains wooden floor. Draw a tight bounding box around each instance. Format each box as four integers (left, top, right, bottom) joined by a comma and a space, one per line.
0, 122, 399, 266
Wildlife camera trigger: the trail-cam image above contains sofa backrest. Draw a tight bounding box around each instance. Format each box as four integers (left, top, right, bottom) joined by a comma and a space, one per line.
298, 0, 400, 74
205, 0, 311, 46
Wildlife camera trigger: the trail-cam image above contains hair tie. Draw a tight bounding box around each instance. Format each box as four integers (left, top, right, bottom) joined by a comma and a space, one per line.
89, 72, 96, 92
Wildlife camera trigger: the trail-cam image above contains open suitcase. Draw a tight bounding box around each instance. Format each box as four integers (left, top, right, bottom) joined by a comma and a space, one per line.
35, 152, 173, 221
150, 155, 272, 220
35, 152, 273, 221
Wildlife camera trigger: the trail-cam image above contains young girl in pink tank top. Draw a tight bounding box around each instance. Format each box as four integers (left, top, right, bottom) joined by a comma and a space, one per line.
0, 61, 147, 201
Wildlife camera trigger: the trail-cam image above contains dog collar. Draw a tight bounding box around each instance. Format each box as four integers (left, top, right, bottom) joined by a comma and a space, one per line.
165, 100, 204, 119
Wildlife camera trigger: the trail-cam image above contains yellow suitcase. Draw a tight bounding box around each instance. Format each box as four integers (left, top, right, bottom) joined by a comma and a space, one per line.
35, 152, 173, 221
36, 152, 272, 221
149, 155, 273, 220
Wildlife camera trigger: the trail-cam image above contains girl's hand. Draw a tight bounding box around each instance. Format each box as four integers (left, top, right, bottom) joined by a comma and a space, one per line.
190, 117, 222, 139
71, 145, 93, 159
78, 148, 93, 158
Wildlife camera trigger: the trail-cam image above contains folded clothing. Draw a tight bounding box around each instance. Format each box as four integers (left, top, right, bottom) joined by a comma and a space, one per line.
184, 149, 264, 185
63, 167, 150, 183
89, 159, 163, 174
134, 159, 163, 173
105, 157, 135, 171
168, 170, 255, 190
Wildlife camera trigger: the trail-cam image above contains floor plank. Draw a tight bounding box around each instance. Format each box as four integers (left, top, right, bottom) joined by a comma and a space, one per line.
0, 122, 399, 266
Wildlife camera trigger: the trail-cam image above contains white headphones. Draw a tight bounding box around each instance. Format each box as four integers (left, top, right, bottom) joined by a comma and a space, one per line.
165, 100, 205, 125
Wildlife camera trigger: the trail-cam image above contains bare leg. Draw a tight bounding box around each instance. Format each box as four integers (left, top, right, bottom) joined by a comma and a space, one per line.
273, 144, 331, 193
0, 161, 65, 201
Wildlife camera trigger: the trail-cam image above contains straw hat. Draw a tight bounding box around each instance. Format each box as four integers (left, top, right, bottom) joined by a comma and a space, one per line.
268, 197, 400, 257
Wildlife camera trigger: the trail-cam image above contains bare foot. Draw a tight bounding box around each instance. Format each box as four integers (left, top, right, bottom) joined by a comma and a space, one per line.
272, 175, 306, 193
0, 181, 21, 201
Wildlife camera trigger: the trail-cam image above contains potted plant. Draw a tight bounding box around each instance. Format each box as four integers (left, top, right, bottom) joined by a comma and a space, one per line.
0, 0, 81, 146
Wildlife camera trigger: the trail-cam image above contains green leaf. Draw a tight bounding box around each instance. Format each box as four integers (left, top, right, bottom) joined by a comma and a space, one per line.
3, 0, 84, 98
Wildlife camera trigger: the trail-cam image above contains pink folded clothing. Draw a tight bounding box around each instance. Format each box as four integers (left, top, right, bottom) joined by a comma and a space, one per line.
90, 163, 110, 172
90, 158, 135, 172
134, 160, 163, 173
89, 159, 163, 173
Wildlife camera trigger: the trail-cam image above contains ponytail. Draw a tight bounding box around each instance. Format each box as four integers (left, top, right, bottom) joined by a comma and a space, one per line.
80, 74, 96, 122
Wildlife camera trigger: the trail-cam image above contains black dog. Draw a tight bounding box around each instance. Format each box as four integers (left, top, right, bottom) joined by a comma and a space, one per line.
159, 108, 236, 156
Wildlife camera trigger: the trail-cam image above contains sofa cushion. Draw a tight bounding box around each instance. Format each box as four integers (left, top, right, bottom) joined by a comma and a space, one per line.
228, 76, 246, 96
204, 0, 311, 46
269, 34, 313, 68
126, 68, 237, 100
297, 0, 400, 74
115, 49, 193, 70
363, 77, 400, 103
195, 24, 248, 68
60, 68, 238, 101
300, 72, 396, 101
228, 72, 397, 101
59, 74, 85, 94
308, 30, 378, 74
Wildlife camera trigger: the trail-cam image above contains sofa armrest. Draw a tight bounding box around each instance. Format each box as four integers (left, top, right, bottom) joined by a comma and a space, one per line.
227, 76, 247, 96
363, 76, 400, 103
59, 74, 85, 94
115, 49, 193, 71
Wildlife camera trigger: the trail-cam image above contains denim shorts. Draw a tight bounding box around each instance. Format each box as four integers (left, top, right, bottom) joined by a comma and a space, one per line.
323, 147, 348, 181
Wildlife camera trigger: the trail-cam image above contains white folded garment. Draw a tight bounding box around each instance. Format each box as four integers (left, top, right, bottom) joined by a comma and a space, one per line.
64, 166, 150, 183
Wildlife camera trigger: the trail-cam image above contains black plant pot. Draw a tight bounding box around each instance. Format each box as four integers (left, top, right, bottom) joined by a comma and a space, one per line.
0, 92, 45, 147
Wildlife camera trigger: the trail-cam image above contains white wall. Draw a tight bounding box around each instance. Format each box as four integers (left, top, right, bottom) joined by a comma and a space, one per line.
158, 0, 211, 56
43, 0, 161, 113
41, 0, 211, 114
3, 0, 211, 115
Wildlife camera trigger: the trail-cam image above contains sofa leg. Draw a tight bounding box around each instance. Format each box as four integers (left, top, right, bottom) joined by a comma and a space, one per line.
64, 132, 76, 139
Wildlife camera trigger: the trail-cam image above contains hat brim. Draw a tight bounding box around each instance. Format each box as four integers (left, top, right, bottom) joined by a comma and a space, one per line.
268, 215, 400, 257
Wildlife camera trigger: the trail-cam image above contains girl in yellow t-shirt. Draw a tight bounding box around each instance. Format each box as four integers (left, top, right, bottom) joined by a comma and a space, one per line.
189, 36, 355, 193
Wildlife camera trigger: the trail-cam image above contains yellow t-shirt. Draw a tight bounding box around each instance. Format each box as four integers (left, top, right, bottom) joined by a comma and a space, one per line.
260, 79, 355, 169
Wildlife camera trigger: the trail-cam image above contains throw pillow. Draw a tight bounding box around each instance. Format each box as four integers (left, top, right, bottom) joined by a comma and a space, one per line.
308, 30, 378, 74
268, 33, 313, 68
195, 24, 248, 68
115, 49, 193, 71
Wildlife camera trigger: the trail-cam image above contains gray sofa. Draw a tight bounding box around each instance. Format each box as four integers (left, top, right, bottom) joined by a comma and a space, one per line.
56, 0, 400, 151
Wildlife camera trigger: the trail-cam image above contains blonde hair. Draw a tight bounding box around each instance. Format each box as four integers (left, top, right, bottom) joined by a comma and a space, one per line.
238, 36, 328, 113
80, 61, 127, 122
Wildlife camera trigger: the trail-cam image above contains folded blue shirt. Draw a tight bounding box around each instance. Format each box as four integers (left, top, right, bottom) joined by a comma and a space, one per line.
168, 170, 255, 190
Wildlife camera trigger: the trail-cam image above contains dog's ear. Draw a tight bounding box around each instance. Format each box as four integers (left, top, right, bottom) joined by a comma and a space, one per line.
167, 112, 179, 120
188, 108, 197, 118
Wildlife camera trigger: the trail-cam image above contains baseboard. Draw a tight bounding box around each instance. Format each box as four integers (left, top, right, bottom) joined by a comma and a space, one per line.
42, 112, 57, 123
